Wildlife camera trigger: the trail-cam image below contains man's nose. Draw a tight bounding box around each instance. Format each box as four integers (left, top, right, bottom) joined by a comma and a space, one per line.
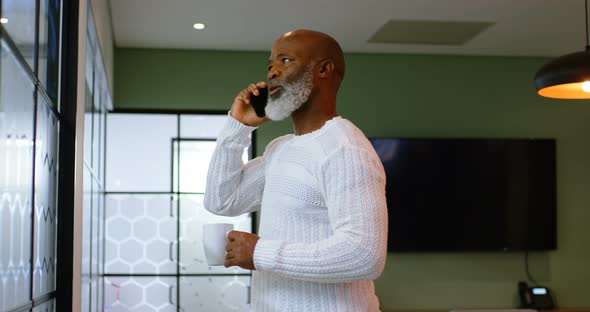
268, 67, 280, 80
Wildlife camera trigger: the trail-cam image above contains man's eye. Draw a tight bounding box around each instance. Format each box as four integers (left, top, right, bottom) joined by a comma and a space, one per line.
282, 58, 291, 63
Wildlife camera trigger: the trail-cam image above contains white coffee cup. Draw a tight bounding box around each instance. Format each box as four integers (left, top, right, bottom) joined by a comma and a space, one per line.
202, 223, 234, 266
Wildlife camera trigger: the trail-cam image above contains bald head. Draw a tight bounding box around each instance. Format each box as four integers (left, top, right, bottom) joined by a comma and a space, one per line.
276, 29, 346, 86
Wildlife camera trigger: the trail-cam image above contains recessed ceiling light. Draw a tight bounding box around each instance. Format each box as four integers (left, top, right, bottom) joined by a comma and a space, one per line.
193, 23, 205, 30
0, 17, 8, 24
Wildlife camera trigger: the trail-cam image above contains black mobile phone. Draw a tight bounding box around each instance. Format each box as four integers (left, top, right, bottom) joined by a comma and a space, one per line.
250, 87, 268, 118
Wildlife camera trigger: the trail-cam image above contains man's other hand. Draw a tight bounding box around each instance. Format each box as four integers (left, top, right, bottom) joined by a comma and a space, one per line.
224, 231, 260, 270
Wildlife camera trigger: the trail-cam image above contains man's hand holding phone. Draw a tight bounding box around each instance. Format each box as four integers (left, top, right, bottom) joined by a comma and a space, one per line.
230, 81, 269, 127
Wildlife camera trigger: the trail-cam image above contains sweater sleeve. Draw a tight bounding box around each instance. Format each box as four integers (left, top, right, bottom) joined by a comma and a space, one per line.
253, 145, 388, 283
203, 115, 265, 217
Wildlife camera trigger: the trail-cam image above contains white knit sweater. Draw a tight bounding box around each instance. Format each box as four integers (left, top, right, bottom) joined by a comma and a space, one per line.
204, 115, 388, 312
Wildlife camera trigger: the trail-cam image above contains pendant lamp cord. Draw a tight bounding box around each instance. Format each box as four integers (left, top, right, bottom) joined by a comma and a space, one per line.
586, 0, 589, 50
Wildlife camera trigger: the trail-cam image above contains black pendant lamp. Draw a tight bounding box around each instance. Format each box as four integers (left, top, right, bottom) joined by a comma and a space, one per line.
535, 0, 590, 99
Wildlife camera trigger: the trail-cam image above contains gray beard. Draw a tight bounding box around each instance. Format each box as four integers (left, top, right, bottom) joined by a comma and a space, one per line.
265, 66, 314, 121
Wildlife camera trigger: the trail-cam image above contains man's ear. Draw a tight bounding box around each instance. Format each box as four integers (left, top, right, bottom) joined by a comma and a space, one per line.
317, 59, 335, 78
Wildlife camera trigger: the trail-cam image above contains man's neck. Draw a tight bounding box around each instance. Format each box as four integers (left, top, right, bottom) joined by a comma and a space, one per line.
291, 96, 338, 136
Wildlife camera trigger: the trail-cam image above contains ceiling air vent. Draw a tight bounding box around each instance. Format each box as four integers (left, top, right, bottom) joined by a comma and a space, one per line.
368, 19, 494, 45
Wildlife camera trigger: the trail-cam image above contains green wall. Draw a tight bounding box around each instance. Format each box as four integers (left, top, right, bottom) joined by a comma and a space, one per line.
115, 48, 590, 309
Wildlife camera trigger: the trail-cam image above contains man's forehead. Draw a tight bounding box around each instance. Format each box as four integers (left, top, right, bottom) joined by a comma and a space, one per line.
273, 36, 300, 49
270, 36, 308, 56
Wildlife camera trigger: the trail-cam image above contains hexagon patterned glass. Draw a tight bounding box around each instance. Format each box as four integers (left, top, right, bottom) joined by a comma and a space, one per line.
105, 113, 254, 310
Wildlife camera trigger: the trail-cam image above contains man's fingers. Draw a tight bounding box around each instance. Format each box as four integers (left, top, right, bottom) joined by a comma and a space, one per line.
227, 230, 237, 242
248, 84, 258, 96
225, 250, 235, 260
224, 258, 237, 268
239, 89, 250, 104
250, 81, 268, 95
234, 92, 246, 104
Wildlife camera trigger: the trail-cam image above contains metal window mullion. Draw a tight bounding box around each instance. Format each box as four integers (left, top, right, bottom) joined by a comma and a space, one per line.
55, 0, 80, 310
176, 114, 181, 312
29, 0, 41, 303
34, 0, 40, 76
29, 78, 39, 308
101, 108, 108, 311
103, 273, 251, 277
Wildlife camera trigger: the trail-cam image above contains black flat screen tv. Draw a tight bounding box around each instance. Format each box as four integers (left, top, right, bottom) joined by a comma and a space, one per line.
369, 138, 557, 252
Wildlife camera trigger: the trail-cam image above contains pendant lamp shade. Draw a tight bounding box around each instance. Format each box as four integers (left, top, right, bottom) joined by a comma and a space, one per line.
534, 49, 590, 99
535, 0, 590, 99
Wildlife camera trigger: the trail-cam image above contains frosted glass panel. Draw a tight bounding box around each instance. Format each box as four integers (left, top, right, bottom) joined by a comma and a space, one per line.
90, 277, 99, 312
33, 96, 59, 298
98, 187, 105, 275
180, 114, 229, 138
173, 140, 214, 194
32, 298, 56, 312
84, 81, 93, 165
0, 40, 35, 311
1, 0, 36, 67
106, 114, 177, 192
102, 113, 255, 310
82, 165, 92, 277
105, 277, 176, 312
81, 277, 91, 312
99, 104, 107, 186
180, 276, 250, 312
85, 37, 94, 100
96, 277, 105, 312
106, 194, 177, 274
92, 71, 102, 171
172, 140, 248, 193
91, 179, 100, 277
179, 195, 251, 274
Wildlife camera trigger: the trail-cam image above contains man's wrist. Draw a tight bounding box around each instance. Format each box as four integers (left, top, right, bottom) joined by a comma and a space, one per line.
221, 112, 257, 144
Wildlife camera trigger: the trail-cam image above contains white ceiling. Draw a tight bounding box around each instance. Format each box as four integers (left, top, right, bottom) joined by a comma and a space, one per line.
110, 0, 584, 57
